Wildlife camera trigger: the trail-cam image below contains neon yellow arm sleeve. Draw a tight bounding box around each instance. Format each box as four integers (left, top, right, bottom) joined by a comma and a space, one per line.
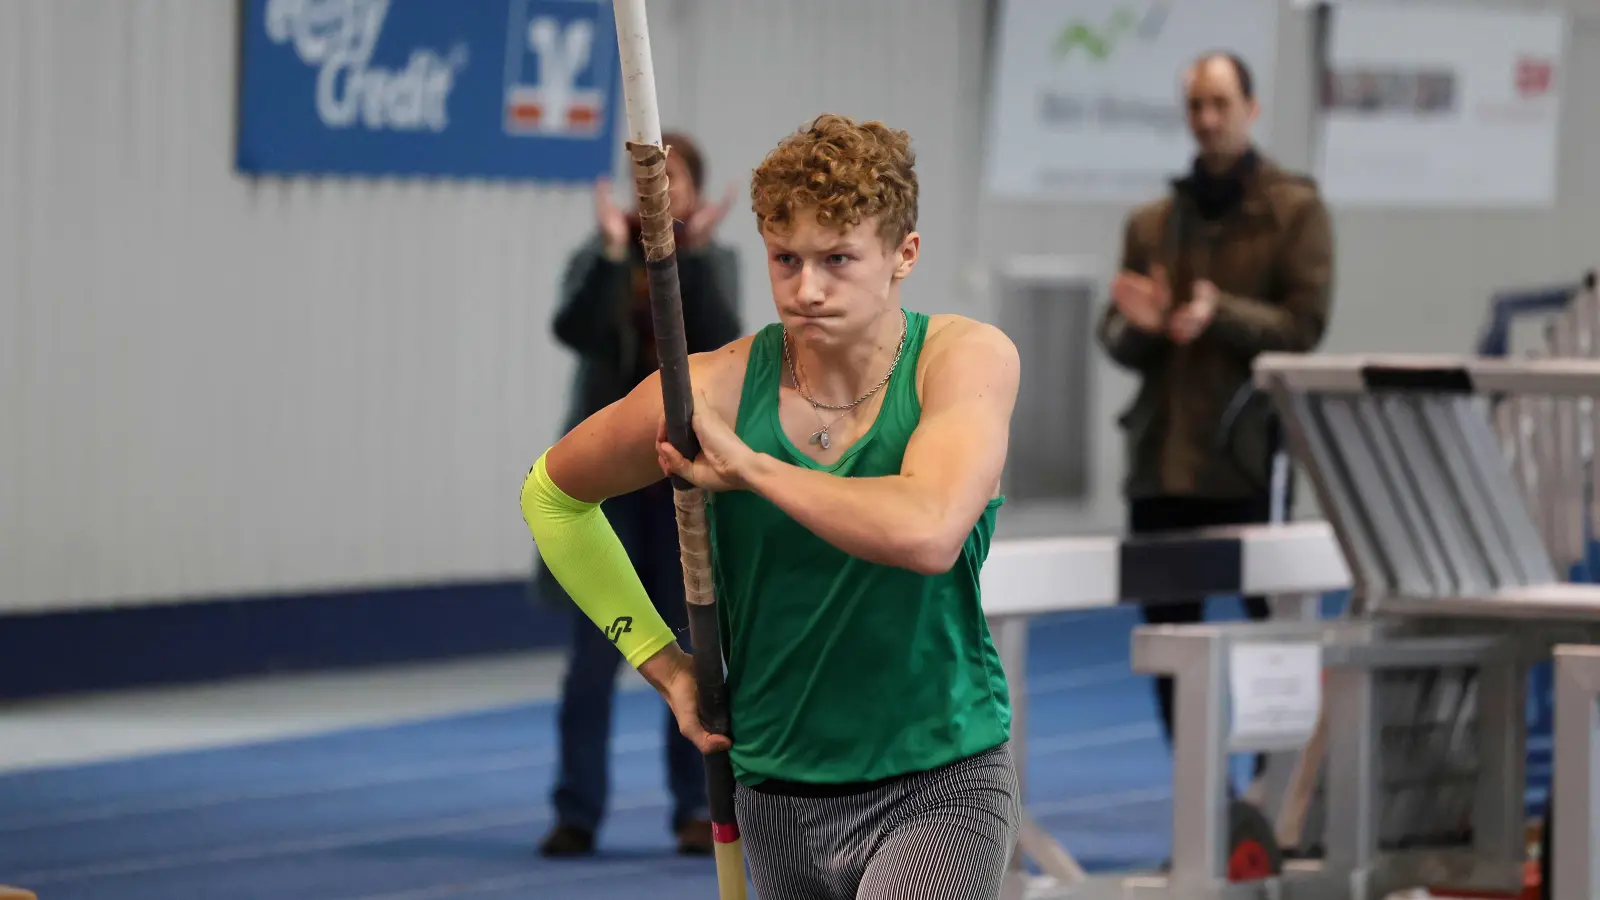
520, 452, 677, 668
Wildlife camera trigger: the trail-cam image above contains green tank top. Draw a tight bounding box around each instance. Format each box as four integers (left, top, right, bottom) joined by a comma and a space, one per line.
706, 309, 1012, 786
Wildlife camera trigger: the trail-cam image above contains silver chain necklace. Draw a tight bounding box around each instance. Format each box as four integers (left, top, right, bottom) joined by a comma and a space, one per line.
782, 308, 907, 450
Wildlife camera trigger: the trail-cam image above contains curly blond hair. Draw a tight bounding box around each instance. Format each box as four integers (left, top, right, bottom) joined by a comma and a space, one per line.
750, 114, 919, 247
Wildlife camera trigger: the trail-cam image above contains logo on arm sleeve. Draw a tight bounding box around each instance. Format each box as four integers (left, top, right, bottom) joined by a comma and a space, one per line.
604, 616, 634, 644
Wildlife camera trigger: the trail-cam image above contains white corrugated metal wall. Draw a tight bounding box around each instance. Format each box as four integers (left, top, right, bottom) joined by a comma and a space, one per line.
4, 0, 1596, 611
0, 0, 974, 613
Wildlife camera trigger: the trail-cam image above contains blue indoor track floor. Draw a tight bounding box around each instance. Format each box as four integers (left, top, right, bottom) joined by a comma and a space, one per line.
0, 604, 1285, 900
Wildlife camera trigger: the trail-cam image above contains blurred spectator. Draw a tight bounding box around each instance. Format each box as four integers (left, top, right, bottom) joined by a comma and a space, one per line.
535, 130, 742, 857
1097, 52, 1334, 760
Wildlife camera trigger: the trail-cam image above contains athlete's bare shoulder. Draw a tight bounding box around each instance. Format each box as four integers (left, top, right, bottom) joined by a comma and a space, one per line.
689, 333, 756, 423
916, 314, 1019, 389
923, 313, 1014, 348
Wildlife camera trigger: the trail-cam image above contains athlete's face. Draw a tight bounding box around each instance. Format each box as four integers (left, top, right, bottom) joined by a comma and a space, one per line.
761, 210, 918, 345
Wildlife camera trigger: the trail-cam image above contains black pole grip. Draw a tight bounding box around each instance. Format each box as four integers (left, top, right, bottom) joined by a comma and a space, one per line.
647, 254, 701, 490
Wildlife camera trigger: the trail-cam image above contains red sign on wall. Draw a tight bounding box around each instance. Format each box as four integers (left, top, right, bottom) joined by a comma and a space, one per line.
1515, 57, 1554, 96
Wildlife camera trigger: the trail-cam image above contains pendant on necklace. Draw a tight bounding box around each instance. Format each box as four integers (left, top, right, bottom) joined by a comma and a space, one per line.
810, 430, 831, 450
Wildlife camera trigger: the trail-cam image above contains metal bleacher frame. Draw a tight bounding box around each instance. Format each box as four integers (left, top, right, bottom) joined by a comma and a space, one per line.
1247, 348, 1600, 900
982, 273, 1600, 900
1002, 347, 1600, 900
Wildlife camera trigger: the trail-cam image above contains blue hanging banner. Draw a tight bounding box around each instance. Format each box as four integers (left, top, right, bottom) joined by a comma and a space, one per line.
236, 0, 622, 182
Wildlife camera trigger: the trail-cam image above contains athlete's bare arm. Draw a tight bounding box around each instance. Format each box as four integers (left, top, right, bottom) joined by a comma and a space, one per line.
531, 337, 749, 749
659, 316, 1020, 575
543, 338, 752, 504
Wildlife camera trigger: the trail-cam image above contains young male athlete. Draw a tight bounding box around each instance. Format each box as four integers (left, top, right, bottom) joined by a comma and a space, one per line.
521, 113, 1022, 899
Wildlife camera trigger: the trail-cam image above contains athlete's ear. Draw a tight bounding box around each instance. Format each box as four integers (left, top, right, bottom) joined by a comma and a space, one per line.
892, 231, 919, 281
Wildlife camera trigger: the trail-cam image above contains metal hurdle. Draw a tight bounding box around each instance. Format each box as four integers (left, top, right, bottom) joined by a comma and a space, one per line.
980, 522, 1352, 900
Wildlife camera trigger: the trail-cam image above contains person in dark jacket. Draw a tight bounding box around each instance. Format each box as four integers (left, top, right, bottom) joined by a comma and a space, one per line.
1099, 53, 1334, 761
536, 131, 743, 858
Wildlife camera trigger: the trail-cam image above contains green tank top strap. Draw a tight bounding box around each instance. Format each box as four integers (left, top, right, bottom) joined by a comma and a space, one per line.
733, 320, 786, 434
887, 308, 929, 410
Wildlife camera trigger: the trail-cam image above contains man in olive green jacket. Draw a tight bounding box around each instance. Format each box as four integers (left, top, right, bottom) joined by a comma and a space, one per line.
1099, 53, 1334, 758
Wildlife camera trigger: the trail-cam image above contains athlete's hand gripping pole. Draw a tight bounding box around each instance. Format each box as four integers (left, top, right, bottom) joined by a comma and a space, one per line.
611, 2, 744, 897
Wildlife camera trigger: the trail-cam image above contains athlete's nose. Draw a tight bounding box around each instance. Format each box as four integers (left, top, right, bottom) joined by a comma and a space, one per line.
796, 261, 825, 306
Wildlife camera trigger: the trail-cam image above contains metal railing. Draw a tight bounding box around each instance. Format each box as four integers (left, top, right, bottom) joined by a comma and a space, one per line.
1484, 272, 1600, 581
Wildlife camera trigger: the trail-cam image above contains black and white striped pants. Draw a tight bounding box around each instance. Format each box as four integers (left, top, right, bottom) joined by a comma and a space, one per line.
734, 743, 1020, 900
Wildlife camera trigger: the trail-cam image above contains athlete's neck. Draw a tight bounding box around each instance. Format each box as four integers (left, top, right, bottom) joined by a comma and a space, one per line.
788, 306, 906, 406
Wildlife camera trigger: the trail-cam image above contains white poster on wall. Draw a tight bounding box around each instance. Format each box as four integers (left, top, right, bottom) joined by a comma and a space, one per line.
983, 0, 1278, 203
1316, 4, 1566, 208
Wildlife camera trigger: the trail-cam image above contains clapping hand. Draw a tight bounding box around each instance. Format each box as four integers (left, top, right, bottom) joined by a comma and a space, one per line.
682, 183, 737, 250
1111, 264, 1173, 334
1169, 279, 1219, 345
595, 178, 630, 257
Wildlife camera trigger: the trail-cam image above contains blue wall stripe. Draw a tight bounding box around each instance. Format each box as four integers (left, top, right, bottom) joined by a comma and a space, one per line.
0, 579, 571, 701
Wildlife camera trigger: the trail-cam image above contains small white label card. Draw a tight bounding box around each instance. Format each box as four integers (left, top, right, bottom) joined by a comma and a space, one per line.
1228, 642, 1322, 745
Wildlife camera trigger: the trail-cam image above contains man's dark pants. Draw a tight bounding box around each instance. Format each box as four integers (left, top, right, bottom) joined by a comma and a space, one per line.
550, 483, 708, 834
1129, 494, 1277, 775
